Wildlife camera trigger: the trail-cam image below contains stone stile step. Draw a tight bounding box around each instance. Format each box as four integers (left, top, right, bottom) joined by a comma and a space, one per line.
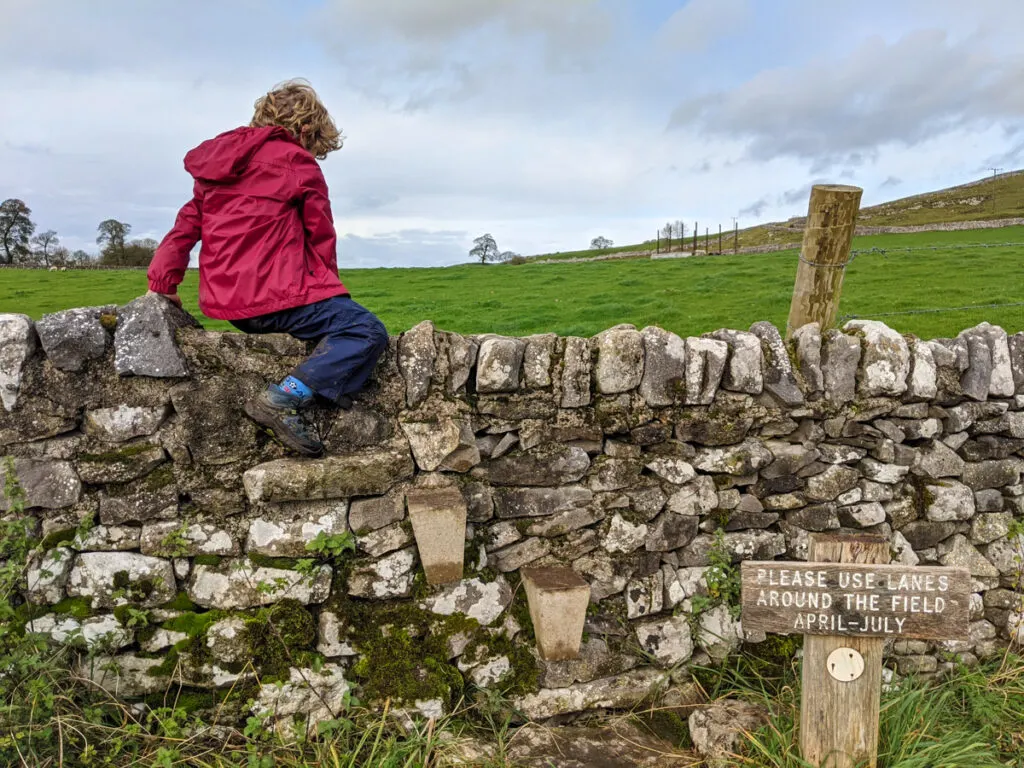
521, 566, 591, 661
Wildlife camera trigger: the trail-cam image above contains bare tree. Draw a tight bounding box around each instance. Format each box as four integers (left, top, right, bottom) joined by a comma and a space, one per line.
70, 249, 93, 266
31, 230, 59, 267
0, 199, 36, 265
469, 233, 501, 264
590, 236, 614, 250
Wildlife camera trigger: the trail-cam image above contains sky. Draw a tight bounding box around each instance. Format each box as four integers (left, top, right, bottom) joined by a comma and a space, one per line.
2, 0, 1023, 268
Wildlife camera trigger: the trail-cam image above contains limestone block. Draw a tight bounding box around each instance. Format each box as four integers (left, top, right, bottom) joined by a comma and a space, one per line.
486, 444, 590, 487
698, 603, 742, 662
398, 320, 436, 407
357, 522, 413, 557
792, 323, 823, 395
805, 464, 860, 501
0, 458, 81, 510
493, 537, 551, 572
250, 664, 350, 731
317, 611, 357, 657
349, 491, 405, 533
36, 306, 113, 372
0, 313, 37, 411
406, 487, 467, 584
635, 614, 693, 666
245, 500, 349, 557
625, 570, 663, 619
141, 521, 238, 556
924, 481, 975, 522
907, 339, 938, 400
938, 534, 999, 578
844, 319, 910, 397
347, 547, 417, 599
205, 616, 249, 664
26, 547, 75, 603
511, 668, 668, 720
1009, 332, 1024, 393
750, 321, 804, 405
645, 512, 699, 551
692, 440, 773, 475
99, 467, 178, 524
708, 329, 763, 395
962, 459, 1022, 491
73, 524, 142, 552
169, 379, 259, 465
84, 404, 170, 442
684, 337, 728, 405
666, 476, 718, 516
446, 333, 478, 394
912, 440, 965, 479
476, 336, 526, 393
78, 654, 168, 696
67, 552, 176, 608
188, 559, 331, 609
522, 333, 557, 389
603, 513, 648, 554
821, 329, 861, 406
594, 326, 643, 394
645, 456, 696, 485
114, 294, 200, 378
76, 445, 167, 485
560, 336, 592, 408
639, 326, 687, 406
522, 566, 591, 661
422, 576, 513, 626
242, 442, 414, 503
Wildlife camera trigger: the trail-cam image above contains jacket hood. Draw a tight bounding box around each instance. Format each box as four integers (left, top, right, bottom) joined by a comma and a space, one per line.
184, 126, 298, 182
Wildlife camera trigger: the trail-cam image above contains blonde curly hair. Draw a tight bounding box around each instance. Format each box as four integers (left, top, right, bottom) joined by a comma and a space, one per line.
251, 79, 343, 160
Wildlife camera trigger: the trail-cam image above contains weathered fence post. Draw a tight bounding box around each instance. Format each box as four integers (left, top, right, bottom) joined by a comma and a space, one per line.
785, 184, 862, 338
799, 534, 887, 768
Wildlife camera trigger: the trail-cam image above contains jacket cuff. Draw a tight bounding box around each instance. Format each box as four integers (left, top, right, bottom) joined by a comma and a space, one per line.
148, 279, 178, 294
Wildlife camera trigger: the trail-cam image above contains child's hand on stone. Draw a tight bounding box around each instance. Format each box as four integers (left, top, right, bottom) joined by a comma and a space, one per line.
146, 290, 183, 308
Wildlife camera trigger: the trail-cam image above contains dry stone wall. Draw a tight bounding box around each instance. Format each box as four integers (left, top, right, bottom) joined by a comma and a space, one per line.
1, 295, 1023, 729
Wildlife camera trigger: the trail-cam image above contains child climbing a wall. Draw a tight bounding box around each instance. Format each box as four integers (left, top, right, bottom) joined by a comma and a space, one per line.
147, 79, 388, 458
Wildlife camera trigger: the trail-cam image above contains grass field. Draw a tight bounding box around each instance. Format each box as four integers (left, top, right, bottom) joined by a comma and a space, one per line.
1, 226, 1022, 340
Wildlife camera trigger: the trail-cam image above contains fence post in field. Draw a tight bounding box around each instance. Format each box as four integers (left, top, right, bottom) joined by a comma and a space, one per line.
718, 224, 722, 254
693, 222, 698, 254
786, 184, 863, 339
734, 221, 738, 253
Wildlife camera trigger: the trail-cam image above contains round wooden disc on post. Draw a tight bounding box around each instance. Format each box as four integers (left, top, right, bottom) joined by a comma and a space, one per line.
786, 184, 863, 339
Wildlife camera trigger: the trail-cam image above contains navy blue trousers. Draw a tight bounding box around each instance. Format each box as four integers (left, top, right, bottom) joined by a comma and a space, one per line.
232, 296, 388, 404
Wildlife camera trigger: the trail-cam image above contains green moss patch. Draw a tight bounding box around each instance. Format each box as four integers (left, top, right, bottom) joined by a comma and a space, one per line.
52, 596, 93, 620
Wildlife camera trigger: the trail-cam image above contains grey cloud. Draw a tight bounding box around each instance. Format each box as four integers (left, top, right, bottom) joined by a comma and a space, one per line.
780, 186, 810, 206
880, 176, 902, 188
658, 0, 751, 54
739, 198, 770, 218
670, 29, 1024, 168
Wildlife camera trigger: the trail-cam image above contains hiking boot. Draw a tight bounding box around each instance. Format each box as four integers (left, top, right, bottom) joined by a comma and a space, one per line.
244, 385, 324, 457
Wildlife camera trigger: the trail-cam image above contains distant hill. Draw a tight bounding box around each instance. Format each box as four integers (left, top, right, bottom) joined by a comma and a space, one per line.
529, 169, 1024, 260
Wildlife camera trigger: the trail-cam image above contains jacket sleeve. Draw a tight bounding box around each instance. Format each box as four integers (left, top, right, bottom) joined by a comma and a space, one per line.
148, 183, 202, 294
292, 153, 339, 274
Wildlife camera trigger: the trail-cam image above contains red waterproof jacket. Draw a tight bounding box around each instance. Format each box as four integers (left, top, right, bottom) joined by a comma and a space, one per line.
148, 126, 349, 320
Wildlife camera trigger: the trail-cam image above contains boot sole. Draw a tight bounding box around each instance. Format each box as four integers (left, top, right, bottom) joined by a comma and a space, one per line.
244, 399, 324, 458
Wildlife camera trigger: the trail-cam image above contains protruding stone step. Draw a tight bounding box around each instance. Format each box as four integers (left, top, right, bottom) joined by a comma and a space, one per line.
406, 487, 467, 585
522, 566, 591, 661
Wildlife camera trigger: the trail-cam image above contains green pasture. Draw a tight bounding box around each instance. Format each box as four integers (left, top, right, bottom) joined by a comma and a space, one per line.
1, 226, 1022, 340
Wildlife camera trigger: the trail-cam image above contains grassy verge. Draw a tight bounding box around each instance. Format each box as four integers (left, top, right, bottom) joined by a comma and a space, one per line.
693, 649, 1024, 768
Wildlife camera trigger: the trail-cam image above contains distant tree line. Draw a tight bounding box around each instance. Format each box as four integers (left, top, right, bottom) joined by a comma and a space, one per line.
0, 198, 159, 268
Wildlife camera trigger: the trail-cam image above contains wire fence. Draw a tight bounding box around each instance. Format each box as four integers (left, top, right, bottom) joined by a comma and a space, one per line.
837, 241, 1024, 327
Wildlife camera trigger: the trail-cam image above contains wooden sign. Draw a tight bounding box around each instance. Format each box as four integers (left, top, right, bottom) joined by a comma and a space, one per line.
740, 561, 971, 641
739, 534, 972, 768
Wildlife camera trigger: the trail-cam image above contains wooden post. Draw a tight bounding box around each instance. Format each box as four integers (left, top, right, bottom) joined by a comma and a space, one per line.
785, 184, 862, 338
693, 222, 697, 254
656, 232, 660, 253
734, 221, 738, 253
705, 227, 709, 252
800, 534, 887, 768
718, 224, 722, 254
